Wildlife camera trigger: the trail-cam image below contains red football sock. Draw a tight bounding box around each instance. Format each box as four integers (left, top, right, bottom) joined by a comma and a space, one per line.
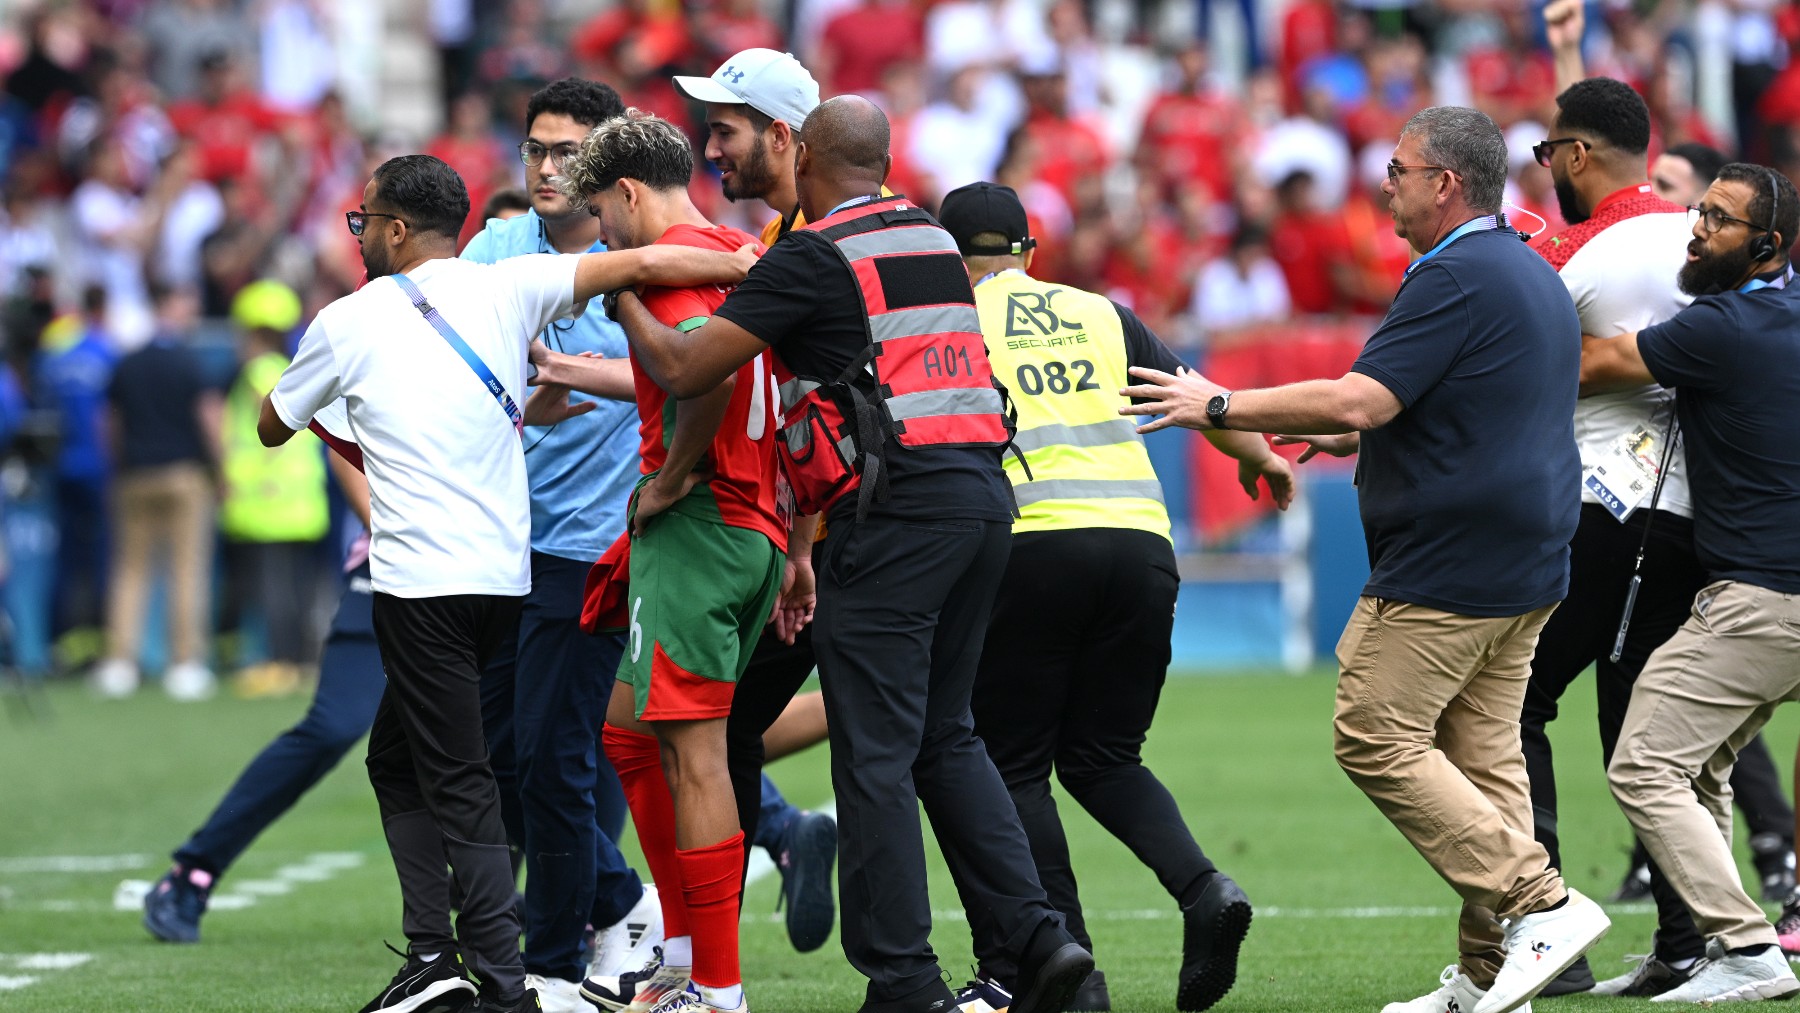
679, 831, 746, 989
603, 725, 690, 941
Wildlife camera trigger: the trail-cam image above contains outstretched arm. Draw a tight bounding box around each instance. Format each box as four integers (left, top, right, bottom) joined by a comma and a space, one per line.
1120, 367, 1403, 435
1579, 331, 1655, 395
572, 245, 758, 305
614, 291, 771, 399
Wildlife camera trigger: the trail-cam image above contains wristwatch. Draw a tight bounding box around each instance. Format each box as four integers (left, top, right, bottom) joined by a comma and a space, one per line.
1206, 391, 1233, 430
603, 289, 626, 322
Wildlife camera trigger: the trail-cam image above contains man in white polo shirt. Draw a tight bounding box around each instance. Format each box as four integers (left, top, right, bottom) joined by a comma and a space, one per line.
256, 154, 750, 1013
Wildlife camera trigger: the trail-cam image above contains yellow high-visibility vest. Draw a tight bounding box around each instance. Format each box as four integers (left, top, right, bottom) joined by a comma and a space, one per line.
976, 270, 1171, 539
221, 351, 328, 543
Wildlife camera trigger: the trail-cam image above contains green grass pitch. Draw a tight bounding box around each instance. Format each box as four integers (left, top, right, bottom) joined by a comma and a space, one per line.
1, 670, 1795, 1012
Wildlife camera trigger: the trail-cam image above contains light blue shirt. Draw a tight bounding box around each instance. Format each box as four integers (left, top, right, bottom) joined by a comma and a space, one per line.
461, 208, 637, 561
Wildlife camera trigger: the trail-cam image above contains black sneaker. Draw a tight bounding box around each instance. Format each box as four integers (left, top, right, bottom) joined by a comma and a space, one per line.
1178, 873, 1252, 1012
1610, 860, 1653, 902
1069, 969, 1110, 1011
143, 865, 211, 943
776, 810, 838, 953
472, 988, 540, 1012
1752, 833, 1797, 902
358, 944, 478, 1013
1590, 950, 1694, 997
1538, 954, 1596, 996
1013, 925, 1095, 1013
858, 978, 956, 1013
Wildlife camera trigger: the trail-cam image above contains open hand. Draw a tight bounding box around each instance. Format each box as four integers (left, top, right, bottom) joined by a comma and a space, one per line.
1118, 366, 1227, 433
522, 382, 595, 426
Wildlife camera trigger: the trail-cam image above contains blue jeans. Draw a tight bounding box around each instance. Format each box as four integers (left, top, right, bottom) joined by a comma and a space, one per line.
175, 566, 385, 874
481, 551, 641, 982
757, 774, 799, 853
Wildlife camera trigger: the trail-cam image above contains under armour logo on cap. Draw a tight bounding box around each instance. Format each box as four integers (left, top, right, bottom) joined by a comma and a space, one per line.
723, 66, 745, 84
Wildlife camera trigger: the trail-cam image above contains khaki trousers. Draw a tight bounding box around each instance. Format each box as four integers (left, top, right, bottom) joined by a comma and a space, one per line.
106, 462, 215, 666
1334, 597, 1565, 985
1609, 579, 1800, 950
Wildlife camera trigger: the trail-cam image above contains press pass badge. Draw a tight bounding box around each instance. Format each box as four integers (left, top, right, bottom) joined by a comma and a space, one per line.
1583, 423, 1663, 522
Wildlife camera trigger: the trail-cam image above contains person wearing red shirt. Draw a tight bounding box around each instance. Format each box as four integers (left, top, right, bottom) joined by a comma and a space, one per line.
164, 51, 286, 185
1267, 169, 1354, 315
1020, 60, 1108, 216
817, 0, 925, 97
548, 111, 798, 1013
1136, 44, 1244, 204
427, 92, 508, 248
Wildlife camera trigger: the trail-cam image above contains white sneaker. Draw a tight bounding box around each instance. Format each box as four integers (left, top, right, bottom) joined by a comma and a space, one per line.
91, 658, 139, 698
1651, 938, 1800, 1003
621, 959, 694, 1013
1381, 965, 1530, 1013
646, 987, 746, 1013
589, 883, 665, 980
163, 662, 216, 702
1474, 889, 1610, 1013
529, 973, 600, 1013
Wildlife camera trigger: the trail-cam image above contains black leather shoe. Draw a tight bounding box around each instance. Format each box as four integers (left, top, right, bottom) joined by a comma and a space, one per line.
1068, 969, 1110, 1011
1178, 873, 1253, 1011
1014, 923, 1095, 1013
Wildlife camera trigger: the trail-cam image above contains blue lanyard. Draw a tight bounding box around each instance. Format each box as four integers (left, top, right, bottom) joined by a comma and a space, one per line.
392, 274, 524, 437
1740, 265, 1795, 293
1404, 215, 1502, 276
826, 194, 881, 218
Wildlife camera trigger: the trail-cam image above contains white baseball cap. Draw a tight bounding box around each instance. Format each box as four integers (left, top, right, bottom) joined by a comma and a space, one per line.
673, 49, 820, 130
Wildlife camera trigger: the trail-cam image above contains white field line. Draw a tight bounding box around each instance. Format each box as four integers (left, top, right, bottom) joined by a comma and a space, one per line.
0, 976, 39, 991
0, 954, 92, 994
0, 854, 150, 874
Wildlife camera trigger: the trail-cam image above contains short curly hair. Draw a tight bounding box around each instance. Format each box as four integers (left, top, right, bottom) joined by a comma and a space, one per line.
1554, 77, 1651, 156
556, 110, 696, 206
525, 77, 625, 133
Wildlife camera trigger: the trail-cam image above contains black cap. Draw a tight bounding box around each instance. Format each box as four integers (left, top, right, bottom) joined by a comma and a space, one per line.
938, 182, 1037, 257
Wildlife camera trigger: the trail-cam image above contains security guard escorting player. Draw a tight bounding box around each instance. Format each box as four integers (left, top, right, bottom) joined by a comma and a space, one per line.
938, 181, 1294, 1013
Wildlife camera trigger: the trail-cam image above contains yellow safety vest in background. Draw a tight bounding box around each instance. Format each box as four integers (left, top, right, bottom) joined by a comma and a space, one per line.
221, 351, 328, 543
976, 270, 1171, 539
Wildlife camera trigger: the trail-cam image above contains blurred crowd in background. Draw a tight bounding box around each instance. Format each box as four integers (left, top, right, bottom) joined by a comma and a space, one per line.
0, 0, 1791, 691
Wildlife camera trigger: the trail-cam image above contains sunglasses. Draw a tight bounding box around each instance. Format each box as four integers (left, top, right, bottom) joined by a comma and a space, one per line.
1532, 137, 1585, 167
345, 211, 404, 237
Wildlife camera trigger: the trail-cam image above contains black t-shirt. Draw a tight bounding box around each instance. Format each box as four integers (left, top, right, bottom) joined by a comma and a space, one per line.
1350, 227, 1581, 616
713, 227, 1015, 523
108, 338, 212, 472
1117, 301, 1185, 375
1638, 281, 1800, 592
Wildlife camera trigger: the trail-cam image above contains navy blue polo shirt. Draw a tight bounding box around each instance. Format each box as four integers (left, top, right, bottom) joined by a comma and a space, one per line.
1350, 226, 1582, 617
1638, 280, 1800, 592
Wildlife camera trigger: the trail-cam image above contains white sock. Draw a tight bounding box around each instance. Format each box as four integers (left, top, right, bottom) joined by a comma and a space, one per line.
417, 952, 441, 963
1669, 957, 1697, 971
699, 983, 744, 1009
662, 936, 692, 967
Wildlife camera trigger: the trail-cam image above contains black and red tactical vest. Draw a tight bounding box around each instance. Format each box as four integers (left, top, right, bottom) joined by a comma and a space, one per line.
774, 196, 1016, 518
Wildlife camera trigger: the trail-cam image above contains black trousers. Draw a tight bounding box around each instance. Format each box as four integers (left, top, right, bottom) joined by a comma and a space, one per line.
1522, 504, 1707, 961
369, 592, 524, 999
727, 623, 817, 867
814, 515, 1063, 1002
969, 528, 1215, 984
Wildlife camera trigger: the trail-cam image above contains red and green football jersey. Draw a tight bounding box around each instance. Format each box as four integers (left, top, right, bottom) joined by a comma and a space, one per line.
634, 223, 788, 552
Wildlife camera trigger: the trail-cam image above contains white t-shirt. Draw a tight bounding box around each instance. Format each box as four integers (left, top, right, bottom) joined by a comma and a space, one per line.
270, 255, 583, 598
1557, 207, 1694, 518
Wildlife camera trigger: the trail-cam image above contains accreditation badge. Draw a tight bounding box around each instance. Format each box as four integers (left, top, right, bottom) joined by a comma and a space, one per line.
1582, 421, 1666, 522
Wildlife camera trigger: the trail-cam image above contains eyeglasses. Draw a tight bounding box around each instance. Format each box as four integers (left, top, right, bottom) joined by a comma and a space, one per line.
1686, 204, 1769, 236
1386, 163, 1450, 181
345, 211, 405, 237
1532, 137, 1585, 167
519, 140, 581, 167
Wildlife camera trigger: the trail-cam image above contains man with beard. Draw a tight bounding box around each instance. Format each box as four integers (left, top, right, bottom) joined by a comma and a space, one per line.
1582, 162, 1800, 1005
1517, 76, 1706, 998
256, 154, 751, 1013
